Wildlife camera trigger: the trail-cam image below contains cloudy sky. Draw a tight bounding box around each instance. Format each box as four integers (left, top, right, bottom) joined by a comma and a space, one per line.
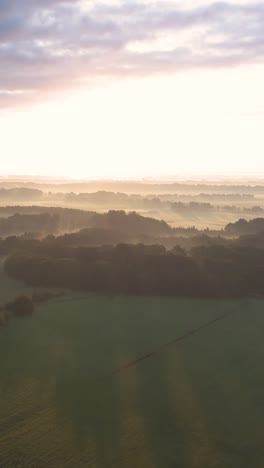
0, 0, 264, 178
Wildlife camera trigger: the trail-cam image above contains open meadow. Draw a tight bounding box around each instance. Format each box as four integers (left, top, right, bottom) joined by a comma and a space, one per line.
1, 262, 264, 467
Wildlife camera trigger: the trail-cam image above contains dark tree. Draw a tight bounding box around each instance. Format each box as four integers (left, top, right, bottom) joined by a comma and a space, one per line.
6, 296, 34, 317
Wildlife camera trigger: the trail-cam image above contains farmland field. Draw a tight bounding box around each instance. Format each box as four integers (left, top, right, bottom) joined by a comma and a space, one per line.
1, 265, 264, 467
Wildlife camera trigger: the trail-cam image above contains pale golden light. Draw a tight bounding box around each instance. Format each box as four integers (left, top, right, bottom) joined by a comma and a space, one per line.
1, 65, 264, 179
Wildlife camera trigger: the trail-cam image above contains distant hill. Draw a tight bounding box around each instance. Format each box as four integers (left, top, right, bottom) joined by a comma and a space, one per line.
225, 218, 264, 235
0, 208, 171, 238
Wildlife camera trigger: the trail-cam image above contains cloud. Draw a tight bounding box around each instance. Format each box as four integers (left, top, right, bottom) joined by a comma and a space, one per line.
0, 0, 263, 107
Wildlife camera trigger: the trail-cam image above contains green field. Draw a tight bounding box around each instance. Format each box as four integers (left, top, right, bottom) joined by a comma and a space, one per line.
1, 264, 264, 467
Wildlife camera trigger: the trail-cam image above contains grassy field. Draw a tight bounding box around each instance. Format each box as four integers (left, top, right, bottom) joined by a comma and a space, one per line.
1, 264, 264, 467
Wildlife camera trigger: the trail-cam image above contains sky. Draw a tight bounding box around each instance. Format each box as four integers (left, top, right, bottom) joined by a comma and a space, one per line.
0, 0, 264, 179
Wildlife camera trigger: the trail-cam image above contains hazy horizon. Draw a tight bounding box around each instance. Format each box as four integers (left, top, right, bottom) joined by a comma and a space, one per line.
3, 172, 264, 183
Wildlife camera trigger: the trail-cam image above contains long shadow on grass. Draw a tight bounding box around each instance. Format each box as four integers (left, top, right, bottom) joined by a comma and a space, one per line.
53, 303, 123, 467
133, 314, 188, 468
177, 300, 264, 468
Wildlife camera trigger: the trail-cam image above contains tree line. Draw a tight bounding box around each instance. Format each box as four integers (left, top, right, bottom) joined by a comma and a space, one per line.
5, 241, 264, 299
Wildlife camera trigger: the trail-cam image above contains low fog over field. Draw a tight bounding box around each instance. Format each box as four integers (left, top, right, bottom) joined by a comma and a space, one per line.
1, 176, 264, 230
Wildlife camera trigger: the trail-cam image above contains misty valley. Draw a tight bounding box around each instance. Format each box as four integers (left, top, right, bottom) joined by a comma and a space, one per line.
1, 178, 264, 467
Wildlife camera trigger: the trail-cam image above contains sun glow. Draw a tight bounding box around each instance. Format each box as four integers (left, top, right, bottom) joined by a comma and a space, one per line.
1, 65, 264, 179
